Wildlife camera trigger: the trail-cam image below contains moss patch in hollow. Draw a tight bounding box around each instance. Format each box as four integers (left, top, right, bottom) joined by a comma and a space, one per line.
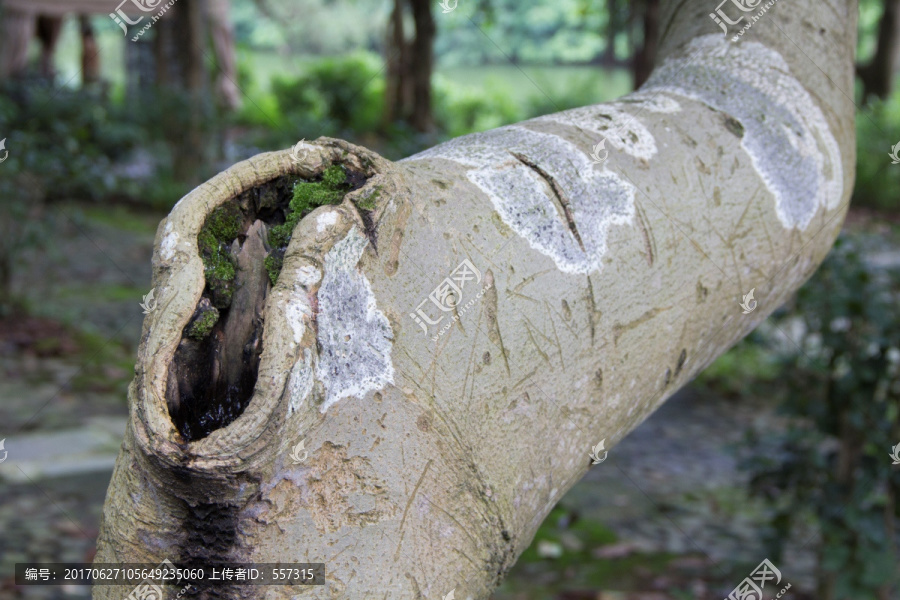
264, 254, 283, 286
264, 164, 355, 285
187, 304, 220, 340
268, 165, 349, 249
198, 204, 243, 308
355, 186, 380, 211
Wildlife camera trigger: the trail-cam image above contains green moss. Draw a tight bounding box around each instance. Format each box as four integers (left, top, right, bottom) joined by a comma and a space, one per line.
198, 204, 243, 308
268, 164, 349, 248
187, 306, 220, 340
355, 187, 380, 211
259, 165, 354, 287
264, 254, 283, 285
205, 205, 242, 241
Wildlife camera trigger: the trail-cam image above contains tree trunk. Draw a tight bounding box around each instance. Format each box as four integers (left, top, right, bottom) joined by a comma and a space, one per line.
80, 16, 101, 86
633, 0, 659, 89
858, 0, 900, 102
603, 0, 620, 65
94, 0, 858, 598
383, 0, 409, 125
35, 15, 63, 79
384, 0, 434, 132
0, 6, 35, 79
409, 0, 435, 132
171, 0, 209, 184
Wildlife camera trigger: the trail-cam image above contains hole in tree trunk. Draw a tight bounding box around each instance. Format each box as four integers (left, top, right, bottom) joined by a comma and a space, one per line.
165, 164, 368, 442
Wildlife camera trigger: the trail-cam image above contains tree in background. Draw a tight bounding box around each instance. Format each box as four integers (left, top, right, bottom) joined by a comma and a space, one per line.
384, 0, 436, 132
858, 0, 900, 102
632, 0, 659, 89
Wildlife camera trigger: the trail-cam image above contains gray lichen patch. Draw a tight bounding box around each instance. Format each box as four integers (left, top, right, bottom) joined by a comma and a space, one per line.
315, 226, 394, 411
532, 100, 665, 161
403, 126, 635, 274
642, 35, 843, 230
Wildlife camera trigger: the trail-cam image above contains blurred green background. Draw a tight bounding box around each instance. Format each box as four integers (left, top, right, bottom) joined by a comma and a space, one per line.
0, 0, 899, 598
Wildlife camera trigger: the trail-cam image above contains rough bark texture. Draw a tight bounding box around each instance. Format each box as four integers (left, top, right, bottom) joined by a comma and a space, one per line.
94, 0, 858, 598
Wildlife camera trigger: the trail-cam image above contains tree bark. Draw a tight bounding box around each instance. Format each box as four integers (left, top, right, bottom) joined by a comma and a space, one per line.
384, 0, 410, 126
383, 0, 434, 132
858, 0, 900, 102
603, 0, 620, 65
409, 0, 435, 132
80, 16, 101, 86
94, 0, 859, 598
171, 0, 210, 184
35, 15, 63, 79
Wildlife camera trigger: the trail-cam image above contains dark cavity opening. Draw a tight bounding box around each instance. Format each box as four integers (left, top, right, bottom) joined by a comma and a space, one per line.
166, 164, 369, 442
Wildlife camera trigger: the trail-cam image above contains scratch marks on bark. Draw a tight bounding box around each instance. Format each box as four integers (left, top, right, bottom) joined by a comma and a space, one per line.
586, 276, 601, 345
544, 301, 566, 371
634, 202, 656, 267
483, 270, 511, 376
393, 459, 433, 561
510, 151, 586, 253
523, 318, 551, 368
613, 306, 671, 345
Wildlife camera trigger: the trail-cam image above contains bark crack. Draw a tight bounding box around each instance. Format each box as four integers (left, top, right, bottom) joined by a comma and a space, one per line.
509, 151, 587, 253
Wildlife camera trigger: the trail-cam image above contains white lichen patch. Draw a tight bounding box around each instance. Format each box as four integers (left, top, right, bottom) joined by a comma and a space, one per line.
532, 103, 660, 161
315, 227, 394, 411
296, 264, 321, 288
404, 126, 635, 274
285, 283, 313, 346
287, 348, 314, 416
316, 211, 338, 233
641, 35, 843, 230
160, 221, 179, 261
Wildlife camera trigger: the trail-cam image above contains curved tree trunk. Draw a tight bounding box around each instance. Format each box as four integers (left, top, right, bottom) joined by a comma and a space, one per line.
94, 0, 858, 598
